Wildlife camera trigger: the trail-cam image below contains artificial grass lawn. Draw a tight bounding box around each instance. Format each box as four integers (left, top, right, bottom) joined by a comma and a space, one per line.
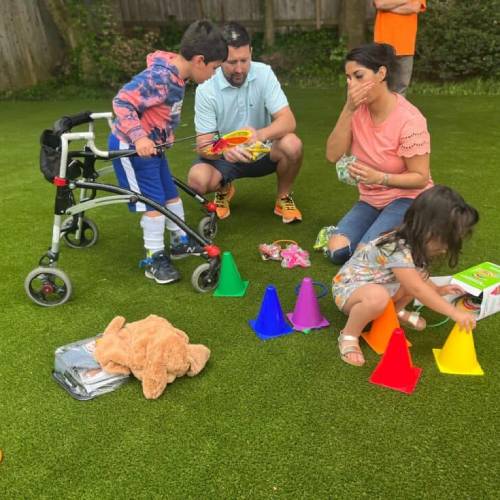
0, 89, 498, 499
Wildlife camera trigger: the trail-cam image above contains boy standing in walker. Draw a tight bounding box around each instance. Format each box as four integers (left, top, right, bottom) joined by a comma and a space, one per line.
109, 20, 227, 284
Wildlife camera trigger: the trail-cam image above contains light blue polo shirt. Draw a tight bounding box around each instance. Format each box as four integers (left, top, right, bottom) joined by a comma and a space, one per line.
194, 61, 289, 135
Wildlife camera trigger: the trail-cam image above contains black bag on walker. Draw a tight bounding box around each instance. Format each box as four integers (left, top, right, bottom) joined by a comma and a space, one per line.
53, 335, 129, 400
40, 129, 62, 182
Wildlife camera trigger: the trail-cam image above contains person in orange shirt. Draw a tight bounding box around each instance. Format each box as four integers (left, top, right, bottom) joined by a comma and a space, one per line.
373, 1, 426, 95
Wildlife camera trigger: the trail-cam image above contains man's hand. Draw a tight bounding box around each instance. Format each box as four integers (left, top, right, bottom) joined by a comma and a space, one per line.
223, 145, 253, 163
135, 137, 157, 157
243, 126, 259, 144
221, 125, 259, 163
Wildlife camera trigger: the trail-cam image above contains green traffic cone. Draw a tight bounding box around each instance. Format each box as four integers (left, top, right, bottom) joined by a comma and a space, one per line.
214, 251, 249, 297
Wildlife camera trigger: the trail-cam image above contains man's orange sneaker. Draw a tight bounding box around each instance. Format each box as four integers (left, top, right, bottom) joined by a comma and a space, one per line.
214, 183, 235, 219
274, 194, 302, 223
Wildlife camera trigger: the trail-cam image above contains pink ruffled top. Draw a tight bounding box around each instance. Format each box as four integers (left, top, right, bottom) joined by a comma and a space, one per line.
351, 93, 432, 209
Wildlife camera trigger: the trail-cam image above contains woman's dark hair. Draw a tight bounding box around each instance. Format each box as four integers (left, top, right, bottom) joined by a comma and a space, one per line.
180, 20, 228, 63
378, 185, 479, 268
222, 22, 251, 48
346, 42, 398, 90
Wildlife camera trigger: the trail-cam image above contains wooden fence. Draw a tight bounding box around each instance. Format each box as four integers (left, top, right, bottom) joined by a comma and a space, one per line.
0, 1, 66, 91
1, 0, 375, 91
120, 0, 375, 30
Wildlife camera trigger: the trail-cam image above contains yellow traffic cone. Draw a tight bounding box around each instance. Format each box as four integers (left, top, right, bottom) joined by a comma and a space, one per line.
432, 323, 484, 375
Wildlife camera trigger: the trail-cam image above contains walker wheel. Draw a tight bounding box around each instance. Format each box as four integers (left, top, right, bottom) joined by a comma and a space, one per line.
62, 217, 99, 249
24, 266, 72, 307
191, 263, 219, 293
198, 216, 217, 240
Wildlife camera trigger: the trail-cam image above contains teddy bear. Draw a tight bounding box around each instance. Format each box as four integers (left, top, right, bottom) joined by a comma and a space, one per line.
94, 314, 210, 399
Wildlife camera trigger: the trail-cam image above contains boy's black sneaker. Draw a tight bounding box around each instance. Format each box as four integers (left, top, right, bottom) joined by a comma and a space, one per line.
143, 251, 180, 284
170, 235, 205, 260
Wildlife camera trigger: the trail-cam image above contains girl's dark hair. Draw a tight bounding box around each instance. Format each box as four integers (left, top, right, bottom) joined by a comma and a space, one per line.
378, 185, 479, 268
180, 20, 228, 63
346, 42, 398, 90
222, 22, 251, 48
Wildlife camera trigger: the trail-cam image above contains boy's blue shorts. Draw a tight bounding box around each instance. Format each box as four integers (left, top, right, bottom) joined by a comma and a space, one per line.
109, 133, 178, 212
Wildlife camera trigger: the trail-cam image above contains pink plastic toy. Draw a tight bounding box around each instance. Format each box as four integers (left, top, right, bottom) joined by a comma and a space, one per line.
258, 240, 310, 269
280, 244, 311, 269
258, 243, 282, 261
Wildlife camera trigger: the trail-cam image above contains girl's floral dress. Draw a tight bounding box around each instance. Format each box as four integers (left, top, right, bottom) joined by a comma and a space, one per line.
332, 235, 416, 312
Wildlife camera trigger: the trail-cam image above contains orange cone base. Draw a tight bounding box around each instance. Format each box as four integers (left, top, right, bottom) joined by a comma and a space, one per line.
370, 365, 422, 394
432, 349, 484, 376
362, 330, 411, 355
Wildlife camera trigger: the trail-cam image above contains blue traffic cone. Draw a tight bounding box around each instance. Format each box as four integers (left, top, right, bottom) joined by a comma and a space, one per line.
249, 285, 293, 340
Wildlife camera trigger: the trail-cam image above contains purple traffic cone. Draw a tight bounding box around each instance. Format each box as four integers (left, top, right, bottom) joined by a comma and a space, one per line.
287, 277, 329, 331
249, 285, 293, 340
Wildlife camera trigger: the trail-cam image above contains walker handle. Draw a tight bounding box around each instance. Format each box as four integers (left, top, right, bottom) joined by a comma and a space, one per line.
65, 111, 93, 126
54, 111, 93, 134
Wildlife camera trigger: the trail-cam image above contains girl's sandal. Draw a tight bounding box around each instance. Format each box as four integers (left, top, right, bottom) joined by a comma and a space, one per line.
338, 333, 365, 367
397, 309, 426, 331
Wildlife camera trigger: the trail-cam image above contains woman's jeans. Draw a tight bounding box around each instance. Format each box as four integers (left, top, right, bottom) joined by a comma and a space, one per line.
328, 198, 413, 265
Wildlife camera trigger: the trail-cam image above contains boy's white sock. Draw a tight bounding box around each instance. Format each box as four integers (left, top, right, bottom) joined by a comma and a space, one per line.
165, 199, 187, 244
140, 214, 165, 254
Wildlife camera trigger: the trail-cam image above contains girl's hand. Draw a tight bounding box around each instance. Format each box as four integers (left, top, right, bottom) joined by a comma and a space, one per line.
135, 137, 157, 157
439, 284, 465, 296
348, 160, 383, 185
451, 310, 477, 332
346, 81, 375, 112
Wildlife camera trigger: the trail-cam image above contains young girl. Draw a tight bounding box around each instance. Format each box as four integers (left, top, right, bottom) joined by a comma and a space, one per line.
332, 185, 479, 367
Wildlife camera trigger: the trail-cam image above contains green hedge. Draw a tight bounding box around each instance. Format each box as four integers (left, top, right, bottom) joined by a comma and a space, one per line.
414, 0, 500, 80
254, 28, 346, 86
69, 2, 181, 89
3, 0, 499, 99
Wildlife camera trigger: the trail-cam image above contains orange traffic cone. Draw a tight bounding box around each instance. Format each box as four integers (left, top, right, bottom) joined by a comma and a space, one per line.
361, 300, 411, 355
369, 328, 422, 394
433, 323, 484, 375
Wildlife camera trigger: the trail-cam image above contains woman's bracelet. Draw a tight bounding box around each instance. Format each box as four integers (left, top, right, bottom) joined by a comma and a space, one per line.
381, 173, 390, 186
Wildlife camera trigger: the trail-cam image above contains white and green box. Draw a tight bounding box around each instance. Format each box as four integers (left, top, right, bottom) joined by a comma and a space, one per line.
450, 262, 500, 320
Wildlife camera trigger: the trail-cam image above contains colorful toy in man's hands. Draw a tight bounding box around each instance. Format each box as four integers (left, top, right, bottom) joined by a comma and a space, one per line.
246, 140, 272, 161
200, 129, 253, 156
336, 154, 358, 185
200, 129, 271, 161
